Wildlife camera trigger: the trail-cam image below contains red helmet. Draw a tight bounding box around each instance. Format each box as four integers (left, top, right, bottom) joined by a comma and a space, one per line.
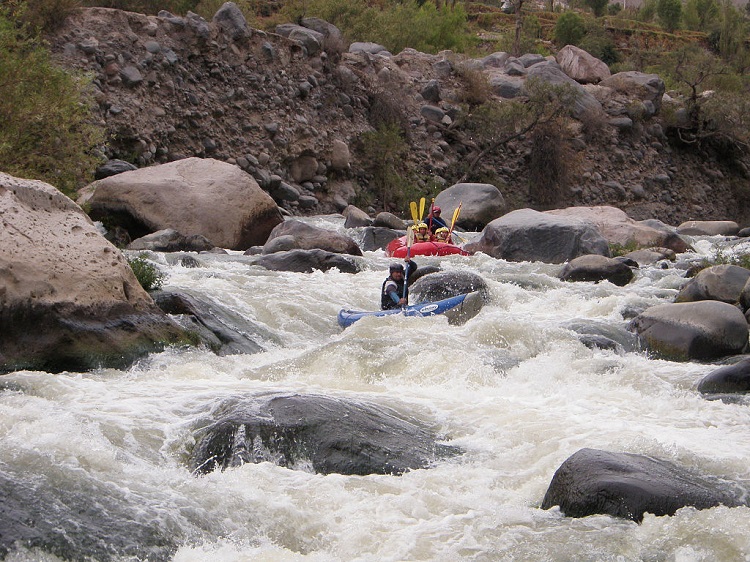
433, 206, 441, 214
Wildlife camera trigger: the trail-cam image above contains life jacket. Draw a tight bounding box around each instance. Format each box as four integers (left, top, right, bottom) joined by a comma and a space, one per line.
381, 277, 404, 310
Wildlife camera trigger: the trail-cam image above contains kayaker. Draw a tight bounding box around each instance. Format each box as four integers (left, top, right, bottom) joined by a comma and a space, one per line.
414, 222, 431, 242
435, 227, 452, 244
381, 259, 418, 310
426, 206, 449, 233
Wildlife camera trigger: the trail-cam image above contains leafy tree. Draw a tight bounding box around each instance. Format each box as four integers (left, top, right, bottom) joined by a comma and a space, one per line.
681, 0, 718, 32
0, 7, 104, 195
554, 11, 586, 46
583, 0, 608, 17
656, 0, 681, 32
454, 79, 581, 182
659, 44, 750, 155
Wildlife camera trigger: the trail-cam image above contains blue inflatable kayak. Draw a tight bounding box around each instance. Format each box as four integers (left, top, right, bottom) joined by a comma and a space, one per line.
337, 291, 483, 328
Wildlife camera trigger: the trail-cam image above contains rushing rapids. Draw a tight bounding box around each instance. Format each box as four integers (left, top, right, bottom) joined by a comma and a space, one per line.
1, 216, 750, 561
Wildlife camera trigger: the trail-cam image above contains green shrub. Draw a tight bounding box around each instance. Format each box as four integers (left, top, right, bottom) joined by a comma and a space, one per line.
656, 0, 681, 32
0, 7, 104, 196
359, 123, 410, 212
528, 117, 575, 208
128, 254, 166, 291
554, 11, 586, 46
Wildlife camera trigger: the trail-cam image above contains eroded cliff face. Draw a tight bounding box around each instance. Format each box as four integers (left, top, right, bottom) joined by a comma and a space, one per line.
46, 6, 750, 227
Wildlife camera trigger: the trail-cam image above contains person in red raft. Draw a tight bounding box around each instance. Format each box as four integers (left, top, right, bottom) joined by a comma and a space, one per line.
425, 206, 449, 233
434, 226, 452, 244
381, 258, 418, 310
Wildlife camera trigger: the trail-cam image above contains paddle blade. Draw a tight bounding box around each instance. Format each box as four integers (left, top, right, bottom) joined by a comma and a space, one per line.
450, 203, 462, 229
409, 201, 418, 224
419, 197, 425, 221
406, 226, 415, 248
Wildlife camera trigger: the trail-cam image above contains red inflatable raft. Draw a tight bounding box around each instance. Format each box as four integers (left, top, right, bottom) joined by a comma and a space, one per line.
385, 236, 472, 258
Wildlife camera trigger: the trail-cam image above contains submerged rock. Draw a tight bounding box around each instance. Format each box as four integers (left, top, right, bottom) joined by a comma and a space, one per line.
541, 448, 747, 522
189, 393, 462, 476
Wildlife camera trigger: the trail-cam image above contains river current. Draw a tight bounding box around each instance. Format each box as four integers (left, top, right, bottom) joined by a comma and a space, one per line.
2, 215, 750, 561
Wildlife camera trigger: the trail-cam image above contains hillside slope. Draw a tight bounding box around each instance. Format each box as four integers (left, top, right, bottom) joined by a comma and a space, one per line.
46, 6, 750, 226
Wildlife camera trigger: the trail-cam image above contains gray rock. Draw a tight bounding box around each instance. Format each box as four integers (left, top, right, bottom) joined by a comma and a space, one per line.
629, 300, 750, 361
542, 448, 746, 522
464, 208, 609, 264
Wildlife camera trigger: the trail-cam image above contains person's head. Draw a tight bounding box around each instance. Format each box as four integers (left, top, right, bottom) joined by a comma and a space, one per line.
435, 227, 449, 240
417, 222, 428, 233
433, 206, 441, 217
389, 263, 405, 278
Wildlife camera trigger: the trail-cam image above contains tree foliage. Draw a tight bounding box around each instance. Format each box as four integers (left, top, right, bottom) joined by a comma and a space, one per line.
554, 11, 586, 47
656, 0, 681, 32
583, 0, 608, 17
455, 79, 581, 182
660, 44, 750, 153
0, 7, 104, 195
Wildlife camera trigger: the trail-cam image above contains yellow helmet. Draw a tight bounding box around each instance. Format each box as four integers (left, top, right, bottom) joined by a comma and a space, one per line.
417, 223, 428, 230
436, 227, 449, 234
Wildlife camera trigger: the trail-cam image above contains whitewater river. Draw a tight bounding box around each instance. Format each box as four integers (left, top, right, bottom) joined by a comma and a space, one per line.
3, 216, 750, 561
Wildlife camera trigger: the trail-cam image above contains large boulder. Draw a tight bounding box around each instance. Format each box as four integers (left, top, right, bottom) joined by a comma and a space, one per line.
78, 158, 283, 250
697, 357, 750, 394
409, 270, 490, 303
675, 264, 750, 304
151, 290, 264, 356
189, 393, 461, 476
434, 183, 506, 231
541, 448, 746, 522
463, 208, 610, 264
263, 219, 362, 255
559, 254, 635, 286
629, 301, 750, 361
526, 60, 603, 117
555, 45, 611, 84
546, 206, 689, 253
0, 172, 190, 373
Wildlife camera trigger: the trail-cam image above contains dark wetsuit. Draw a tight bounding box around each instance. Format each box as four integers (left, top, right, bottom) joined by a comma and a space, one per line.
380, 261, 418, 310
427, 215, 449, 233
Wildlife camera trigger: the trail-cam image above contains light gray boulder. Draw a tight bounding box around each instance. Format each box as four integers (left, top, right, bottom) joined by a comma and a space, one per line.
629, 300, 750, 361
78, 157, 283, 250
434, 183, 506, 231
547, 206, 690, 253
555, 45, 611, 84
212, 2, 251, 42
675, 264, 750, 304
463, 208, 610, 264
263, 219, 362, 255
526, 60, 603, 118
342, 205, 373, 228
676, 220, 740, 236
0, 172, 190, 373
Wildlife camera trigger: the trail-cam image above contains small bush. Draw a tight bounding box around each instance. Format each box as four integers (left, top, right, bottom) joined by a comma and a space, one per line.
455, 63, 491, 107
528, 118, 576, 207
128, 254, 166, 291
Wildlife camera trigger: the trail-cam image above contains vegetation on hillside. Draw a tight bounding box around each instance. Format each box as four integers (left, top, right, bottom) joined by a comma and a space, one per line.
0, 3, 103, 195
2, 0, 750, 210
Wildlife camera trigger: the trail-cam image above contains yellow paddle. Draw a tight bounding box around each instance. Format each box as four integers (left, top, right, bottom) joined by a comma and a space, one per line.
402, 227, 415, 301
447, 202, 462, 242
418, 197, 425, 221
409, 201, 419, 224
